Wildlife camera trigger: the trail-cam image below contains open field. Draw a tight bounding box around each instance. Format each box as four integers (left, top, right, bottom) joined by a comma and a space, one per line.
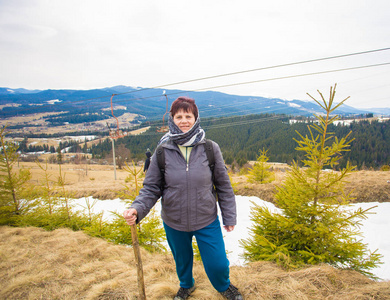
0, 112, 65, 127
234, 167, 390, 204
19, 161, 390, 202
0, 111, 142, 135
0, 112, 66, 133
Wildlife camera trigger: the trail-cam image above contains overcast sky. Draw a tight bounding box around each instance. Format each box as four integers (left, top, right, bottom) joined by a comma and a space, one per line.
1, 0, 389, 108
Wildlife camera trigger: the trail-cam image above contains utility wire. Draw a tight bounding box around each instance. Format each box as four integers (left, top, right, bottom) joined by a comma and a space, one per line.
68, 59, 390, 133
111, 61, 390, 106
178, 62, 390, 94
107, 61, 390, 128
110, 47, 390, 97
146, 48, 390, 89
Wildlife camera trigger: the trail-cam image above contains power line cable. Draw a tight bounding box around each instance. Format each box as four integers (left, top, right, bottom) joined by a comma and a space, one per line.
105, 61, 390, 129
111, 61, 390, 106
187, 62, 390, 94
111, 47, 390, 96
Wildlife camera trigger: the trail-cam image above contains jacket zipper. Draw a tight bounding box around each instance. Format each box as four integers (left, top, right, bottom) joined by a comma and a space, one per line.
176, 144, 192, 231
186, 147, 189, 171
186, 147, 190, 231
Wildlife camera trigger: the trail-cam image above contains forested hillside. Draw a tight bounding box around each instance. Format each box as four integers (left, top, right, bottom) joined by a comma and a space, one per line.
88, 114, 390, 170
204, 114, 390, 169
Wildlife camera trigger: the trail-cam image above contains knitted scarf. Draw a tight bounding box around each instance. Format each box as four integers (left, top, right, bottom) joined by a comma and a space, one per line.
158, 114, 205, 147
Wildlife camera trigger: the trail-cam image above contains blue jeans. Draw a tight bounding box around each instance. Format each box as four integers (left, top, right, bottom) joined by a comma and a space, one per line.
163, 218, 230, 292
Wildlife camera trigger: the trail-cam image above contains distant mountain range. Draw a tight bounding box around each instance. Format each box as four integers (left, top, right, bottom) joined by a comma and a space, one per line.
1, 85, 388, 119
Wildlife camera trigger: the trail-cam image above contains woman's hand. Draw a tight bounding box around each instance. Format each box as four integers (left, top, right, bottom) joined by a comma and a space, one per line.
224, 225, 235, 232
123, 208, 138, 226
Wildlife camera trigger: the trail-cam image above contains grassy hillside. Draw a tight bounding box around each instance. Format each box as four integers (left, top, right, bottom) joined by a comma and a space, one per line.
1, 226, 390, 299
20, 161, 390, 203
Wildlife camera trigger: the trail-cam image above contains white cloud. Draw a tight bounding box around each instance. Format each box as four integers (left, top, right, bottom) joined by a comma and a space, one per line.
1, 0, 390, 108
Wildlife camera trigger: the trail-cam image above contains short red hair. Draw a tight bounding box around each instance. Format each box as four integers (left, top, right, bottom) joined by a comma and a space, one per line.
170, 97, 198, 120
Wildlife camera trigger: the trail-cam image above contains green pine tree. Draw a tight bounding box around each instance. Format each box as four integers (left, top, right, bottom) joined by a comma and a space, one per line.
57, 146, 63, 164
56, 163, 75, 224
240, 85, 383, 279
16, 159, 79, 230
114, 161, 166, 252
35, 160, 57, 215
83, 137, 88, 153
246, 148, 275, 184
0, 126, 32, 225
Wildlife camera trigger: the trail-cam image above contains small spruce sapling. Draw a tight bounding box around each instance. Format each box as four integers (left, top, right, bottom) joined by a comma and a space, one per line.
246, 148, 275, 184
113, 161, 166, 252
0, 126, 32, 225
240, 85, 382, 279
16, 159, 62, 229
57, 163, 74, 223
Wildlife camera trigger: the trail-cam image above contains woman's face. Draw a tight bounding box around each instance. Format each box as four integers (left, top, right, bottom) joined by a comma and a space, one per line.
173, 109, 195, 133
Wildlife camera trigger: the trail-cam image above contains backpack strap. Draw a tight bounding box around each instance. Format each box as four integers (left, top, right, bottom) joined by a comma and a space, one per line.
204, 139, 215, 179
156, 144, 165, 189
204, 139, 217, 197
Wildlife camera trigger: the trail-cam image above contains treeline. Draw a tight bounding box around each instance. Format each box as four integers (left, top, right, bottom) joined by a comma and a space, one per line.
18, 139, 83, 154
89, 114, 389, 170
209, 115, 390, 169
45, 112, 108, 125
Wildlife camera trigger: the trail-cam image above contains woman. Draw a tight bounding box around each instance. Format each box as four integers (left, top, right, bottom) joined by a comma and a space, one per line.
123, 97, 243, 300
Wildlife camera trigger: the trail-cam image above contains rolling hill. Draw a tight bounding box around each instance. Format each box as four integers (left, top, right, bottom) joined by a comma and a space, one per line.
0, 85, 377, 120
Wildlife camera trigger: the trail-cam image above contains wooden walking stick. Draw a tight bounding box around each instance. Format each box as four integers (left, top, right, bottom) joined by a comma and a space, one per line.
131, 224, 146, 300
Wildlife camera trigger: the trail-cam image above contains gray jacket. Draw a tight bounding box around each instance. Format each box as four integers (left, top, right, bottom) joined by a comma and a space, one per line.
131, 139, 236, 232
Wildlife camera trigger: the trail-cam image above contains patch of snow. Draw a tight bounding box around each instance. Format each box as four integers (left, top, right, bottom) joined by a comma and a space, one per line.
62, 135, 97, 142
334, 120, 354, 126
288, 102, 301, 108
47, 99, 62, 105
71, 196, 390, 280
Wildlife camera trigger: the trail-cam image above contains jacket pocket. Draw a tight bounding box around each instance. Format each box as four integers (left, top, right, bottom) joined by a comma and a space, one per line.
161, 188, 182, 224
196, 188, 217, 224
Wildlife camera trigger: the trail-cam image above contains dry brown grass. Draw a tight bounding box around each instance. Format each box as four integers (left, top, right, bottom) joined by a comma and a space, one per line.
1, 226, 390, 299
233, 167, 390, 204
0, 112, 66, 127
344, 170, 390, 203
18, 161, 390, 202
95, 112, 139, 129
22, 161, 135, 199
